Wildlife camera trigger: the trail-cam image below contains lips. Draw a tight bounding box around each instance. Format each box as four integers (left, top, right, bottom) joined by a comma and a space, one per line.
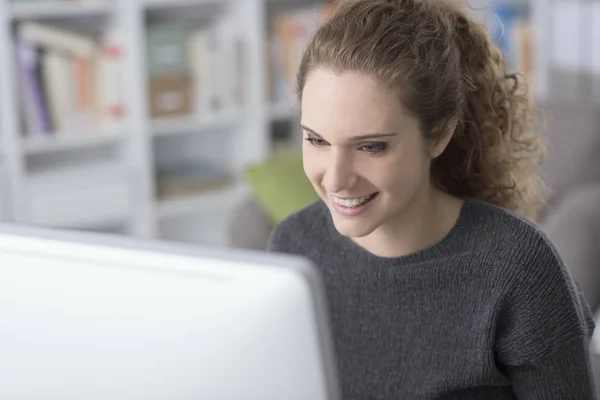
331, 193, 377, 208
330, 192, 379, 216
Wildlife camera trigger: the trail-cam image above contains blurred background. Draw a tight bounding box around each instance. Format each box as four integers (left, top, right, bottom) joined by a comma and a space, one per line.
0, 0, 599, 290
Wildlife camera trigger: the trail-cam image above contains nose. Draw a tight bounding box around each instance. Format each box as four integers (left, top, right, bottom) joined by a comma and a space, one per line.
323, 149, 357, 194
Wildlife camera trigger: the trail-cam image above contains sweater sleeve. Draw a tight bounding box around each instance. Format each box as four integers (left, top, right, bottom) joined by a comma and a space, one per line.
507, 337, 596, 399
266, 227, 281, 252
266, 221, 291, 253
495, 234, 597, 399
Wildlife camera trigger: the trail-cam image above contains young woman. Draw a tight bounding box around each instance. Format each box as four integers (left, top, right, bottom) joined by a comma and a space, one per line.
267, 0, 597, 398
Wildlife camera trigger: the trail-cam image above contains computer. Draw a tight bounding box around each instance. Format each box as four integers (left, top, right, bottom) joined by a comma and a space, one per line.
0, 222, 340, 400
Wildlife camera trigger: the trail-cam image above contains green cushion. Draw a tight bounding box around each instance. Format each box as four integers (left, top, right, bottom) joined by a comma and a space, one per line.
244, 150, 319, 225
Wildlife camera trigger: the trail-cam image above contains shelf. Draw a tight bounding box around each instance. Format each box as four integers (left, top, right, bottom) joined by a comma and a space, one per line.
27, 160, 127, 185
151, 109, 243, 137
156, 181, 248, 220
25, 161, 131, 229
23, 132, 124, 155
8, 0, 114, 21
267, 102, 299, 122
142, 0, 233, 11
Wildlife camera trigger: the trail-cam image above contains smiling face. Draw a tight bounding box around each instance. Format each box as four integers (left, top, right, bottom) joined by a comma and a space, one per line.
301, 68, 435, 238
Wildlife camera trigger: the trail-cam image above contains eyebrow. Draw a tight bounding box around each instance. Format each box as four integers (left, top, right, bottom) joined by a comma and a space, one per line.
301, 125, 398, 142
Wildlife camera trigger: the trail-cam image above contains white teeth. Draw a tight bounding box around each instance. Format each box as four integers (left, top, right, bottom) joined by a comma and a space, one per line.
332, 194, 374, 208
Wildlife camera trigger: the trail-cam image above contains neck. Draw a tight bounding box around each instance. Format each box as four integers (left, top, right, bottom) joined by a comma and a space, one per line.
352, 185, 463, 258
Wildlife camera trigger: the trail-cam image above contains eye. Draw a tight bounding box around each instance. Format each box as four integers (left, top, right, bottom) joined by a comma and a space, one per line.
359, 143, 388, 154
305, 136, 329, 147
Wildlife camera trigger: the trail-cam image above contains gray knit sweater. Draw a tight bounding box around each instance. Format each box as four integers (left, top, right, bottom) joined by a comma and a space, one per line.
267, 198, 597, 399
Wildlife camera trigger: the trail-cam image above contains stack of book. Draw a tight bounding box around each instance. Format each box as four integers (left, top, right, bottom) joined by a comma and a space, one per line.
13, 21, 125, 137
266, 4, 332, 105
146, 15, 246, 120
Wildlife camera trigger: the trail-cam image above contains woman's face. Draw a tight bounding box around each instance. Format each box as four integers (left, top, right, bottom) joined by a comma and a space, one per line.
301, 68, 434, 238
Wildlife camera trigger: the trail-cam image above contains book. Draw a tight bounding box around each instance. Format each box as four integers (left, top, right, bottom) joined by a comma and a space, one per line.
13, 22, 125, 136
41, 50, 74, 134
14, 40, 52, 136
17, 21, 97, 57
267, 5, 331, 104
186, 15, 246, 116
95, 31, 126, 133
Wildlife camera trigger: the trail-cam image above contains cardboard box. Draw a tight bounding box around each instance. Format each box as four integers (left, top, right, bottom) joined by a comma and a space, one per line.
149, 74, 191, 118
155, 161, 232, 200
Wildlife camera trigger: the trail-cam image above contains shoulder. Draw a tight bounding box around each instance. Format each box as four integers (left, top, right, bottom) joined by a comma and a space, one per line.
468, 199, 586, 300
465, 198, 564, 265
468, 200, 596, 364
267, 200, 330, 254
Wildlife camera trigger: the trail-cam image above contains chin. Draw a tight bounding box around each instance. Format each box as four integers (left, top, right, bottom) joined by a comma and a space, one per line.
330, 216, 378, 239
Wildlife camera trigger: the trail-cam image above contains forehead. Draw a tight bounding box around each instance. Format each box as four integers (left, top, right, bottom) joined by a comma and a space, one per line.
300, 68, 404, 137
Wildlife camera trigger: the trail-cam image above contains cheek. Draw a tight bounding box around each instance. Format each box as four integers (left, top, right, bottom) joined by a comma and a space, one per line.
368, 148, 430, 192
302, 149, 323, 184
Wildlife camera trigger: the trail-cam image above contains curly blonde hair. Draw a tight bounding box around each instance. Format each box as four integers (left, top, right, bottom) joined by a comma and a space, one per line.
297, 0, 547, 220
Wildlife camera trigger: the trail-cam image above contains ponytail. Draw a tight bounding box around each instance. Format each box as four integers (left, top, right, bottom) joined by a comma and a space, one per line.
431, 4, 547, 220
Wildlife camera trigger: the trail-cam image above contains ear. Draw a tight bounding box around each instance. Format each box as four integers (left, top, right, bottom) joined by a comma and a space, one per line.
429, 117, 458, 159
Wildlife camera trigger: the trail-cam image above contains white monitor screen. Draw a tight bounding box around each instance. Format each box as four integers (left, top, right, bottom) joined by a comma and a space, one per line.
0, 224, 340, 400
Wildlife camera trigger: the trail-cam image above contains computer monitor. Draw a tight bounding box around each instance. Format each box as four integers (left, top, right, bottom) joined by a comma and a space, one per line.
0, 223, 340, 400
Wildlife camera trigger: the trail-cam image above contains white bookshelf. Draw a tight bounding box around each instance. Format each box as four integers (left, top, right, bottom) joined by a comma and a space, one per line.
1, 0, 561, 247
7, 1, 114, 20
0, 0, 322, 247
22, 131, 124, 154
